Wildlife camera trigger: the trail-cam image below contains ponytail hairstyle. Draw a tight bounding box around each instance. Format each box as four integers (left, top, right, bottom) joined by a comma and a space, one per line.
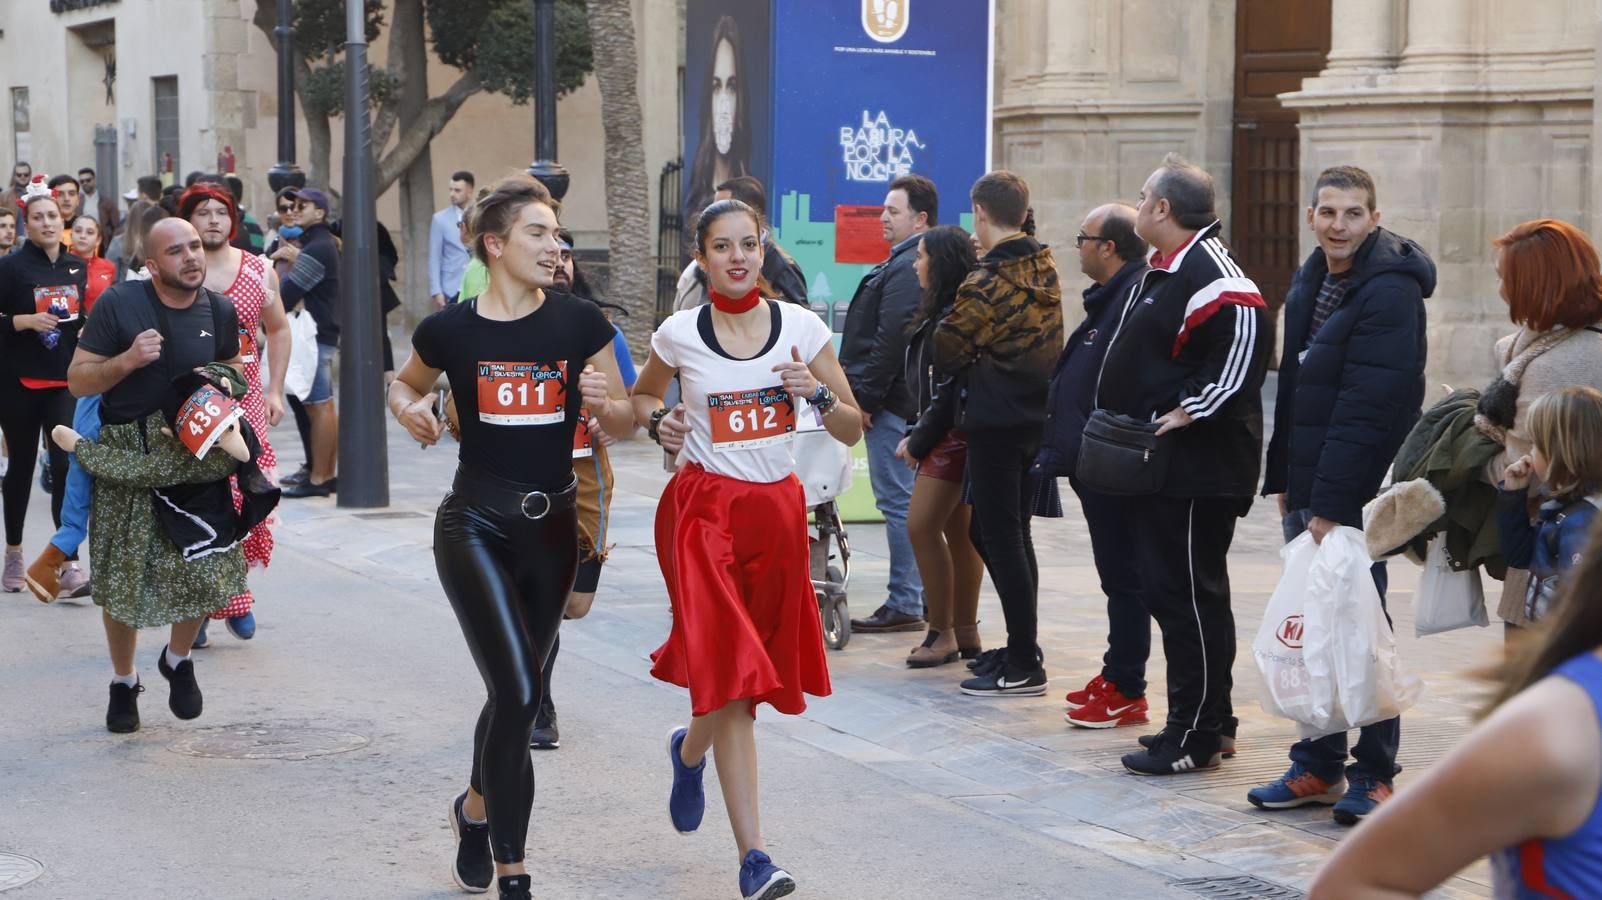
910, 224, 978, 332
470, 173, 558, 264
693, 198, 774, 298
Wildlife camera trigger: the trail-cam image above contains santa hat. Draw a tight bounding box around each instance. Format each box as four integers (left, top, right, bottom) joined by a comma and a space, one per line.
17, 174, 56, 210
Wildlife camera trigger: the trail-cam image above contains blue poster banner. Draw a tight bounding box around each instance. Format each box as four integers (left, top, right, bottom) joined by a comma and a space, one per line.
767, 0, 994, 312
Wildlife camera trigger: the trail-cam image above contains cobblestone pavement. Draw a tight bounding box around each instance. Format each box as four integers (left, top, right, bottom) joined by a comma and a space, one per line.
0, 380, 1502, 898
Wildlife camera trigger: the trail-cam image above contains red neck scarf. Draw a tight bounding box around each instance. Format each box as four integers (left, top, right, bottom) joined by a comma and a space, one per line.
710, 287, 761, 314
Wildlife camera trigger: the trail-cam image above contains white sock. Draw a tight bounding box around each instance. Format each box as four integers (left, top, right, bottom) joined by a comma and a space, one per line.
112, 671, 138, 687
164, 646, 189, 669
462, 804, 486, 826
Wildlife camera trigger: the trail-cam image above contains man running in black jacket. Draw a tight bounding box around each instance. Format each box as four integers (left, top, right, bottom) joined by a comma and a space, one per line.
1098, 155, 1269, 775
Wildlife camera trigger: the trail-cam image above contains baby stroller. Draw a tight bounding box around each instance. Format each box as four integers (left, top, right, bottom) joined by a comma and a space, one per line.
793, 419, 853, 650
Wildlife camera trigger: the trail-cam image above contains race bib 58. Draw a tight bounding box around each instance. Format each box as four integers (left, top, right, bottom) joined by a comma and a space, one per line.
477, 361, 566, 426
34, 285, 81, 322
707, 386, 797, 452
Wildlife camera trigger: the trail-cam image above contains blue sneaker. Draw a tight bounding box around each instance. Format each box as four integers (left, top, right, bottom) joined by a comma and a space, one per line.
192, 619, 211, 649
1332, 771, 1393, 826
667, 726, 705, 833
1246, 763, 1345, 809
739, 849, 795, 900
226, 611, 256, 640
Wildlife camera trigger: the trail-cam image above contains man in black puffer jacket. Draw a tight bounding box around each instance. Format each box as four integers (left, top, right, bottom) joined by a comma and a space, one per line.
1250, 166, 1432, 826
1097, 155, 1270, 776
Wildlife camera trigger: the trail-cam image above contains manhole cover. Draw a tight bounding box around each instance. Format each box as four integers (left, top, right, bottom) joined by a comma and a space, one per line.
1172, 875, 1304, 899
168, 723, 369, 760
0, 853, 44, 892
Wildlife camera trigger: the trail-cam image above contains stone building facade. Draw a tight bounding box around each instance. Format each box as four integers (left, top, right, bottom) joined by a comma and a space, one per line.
994, 0, 1602, 390
0, 0, 681, 271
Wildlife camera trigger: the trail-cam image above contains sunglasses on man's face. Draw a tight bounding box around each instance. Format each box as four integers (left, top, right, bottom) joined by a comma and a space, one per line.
277, 205, 292, 214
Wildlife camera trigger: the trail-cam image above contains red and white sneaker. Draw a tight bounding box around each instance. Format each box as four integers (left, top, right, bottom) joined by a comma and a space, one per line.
1064, 675, 1109, 711
1065, 689, 1150, 729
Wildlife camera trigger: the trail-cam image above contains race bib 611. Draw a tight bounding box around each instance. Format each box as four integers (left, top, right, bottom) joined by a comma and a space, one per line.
477, 361, 566, 426
708, 385, 797, 451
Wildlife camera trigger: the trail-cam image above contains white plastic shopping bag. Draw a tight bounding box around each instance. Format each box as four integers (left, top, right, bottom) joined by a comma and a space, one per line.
1255, 527, 1424, 737
1253, 532, 1327, 728
1413, 538, 1489, 636
274, 308, 319, 401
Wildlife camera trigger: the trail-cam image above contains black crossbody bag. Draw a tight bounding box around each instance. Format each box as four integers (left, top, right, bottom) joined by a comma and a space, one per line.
1074, 279, 1171, 496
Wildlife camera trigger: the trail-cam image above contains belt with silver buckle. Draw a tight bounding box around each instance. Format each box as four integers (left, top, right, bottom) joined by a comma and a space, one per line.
450, 465, 578, 521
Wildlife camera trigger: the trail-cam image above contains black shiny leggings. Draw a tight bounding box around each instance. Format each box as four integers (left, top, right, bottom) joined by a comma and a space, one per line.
435, 481, 578, 865
0, 382, 73, 546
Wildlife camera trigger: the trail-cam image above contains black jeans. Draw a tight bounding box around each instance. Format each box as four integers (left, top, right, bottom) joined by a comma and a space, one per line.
435, 466, 579, 864
1070, 476, 1151, 697
1282, 508, 1401, 781
0, 382, 73, 546
1129, 494, 1243, 746
965, 426, 1042, 670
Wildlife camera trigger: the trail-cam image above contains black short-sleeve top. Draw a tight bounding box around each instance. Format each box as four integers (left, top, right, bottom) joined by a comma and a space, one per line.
411, 292, 616, 487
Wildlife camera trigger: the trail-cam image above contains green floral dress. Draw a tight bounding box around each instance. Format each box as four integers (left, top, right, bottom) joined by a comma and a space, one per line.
76, 412, 247, 628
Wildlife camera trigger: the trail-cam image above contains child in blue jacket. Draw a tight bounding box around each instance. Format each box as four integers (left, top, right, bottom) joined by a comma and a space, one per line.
1498, 385, 1602, 622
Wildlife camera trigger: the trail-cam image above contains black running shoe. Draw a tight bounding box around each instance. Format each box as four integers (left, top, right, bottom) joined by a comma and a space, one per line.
449, 792, 492, 893
960, 661, 1048, 697
529, 698, 559, 750
1122, 730, 1222, 776
106, 680, 144, 733
498, 873, 533, 900
156, 647, 203, 720
966, 647, 1005, 672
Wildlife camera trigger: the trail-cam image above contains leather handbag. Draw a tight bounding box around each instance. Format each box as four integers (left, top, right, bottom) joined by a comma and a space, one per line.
1075, 409, 1171, 496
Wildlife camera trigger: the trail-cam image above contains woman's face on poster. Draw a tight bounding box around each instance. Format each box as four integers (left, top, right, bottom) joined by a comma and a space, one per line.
711, 37, 738, 155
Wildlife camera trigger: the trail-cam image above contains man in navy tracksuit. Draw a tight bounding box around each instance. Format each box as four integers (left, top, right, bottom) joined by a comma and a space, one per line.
1249, 166, 1432, 825
1098, 155, 1271, 776
1033, 203, 1158, 729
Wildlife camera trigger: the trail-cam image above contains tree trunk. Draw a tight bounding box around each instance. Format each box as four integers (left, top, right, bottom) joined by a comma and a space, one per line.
389, 0, 437, 327
583, 0, 655, 353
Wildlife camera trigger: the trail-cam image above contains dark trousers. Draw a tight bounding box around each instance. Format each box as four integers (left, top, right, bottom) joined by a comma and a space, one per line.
965, 427, 1042, 669
1070, 477, 1151, 697
0, 382, 73, 546
1282, 508, 1401, 781
288, 393, 314, 464
1129, 495, 1241, 743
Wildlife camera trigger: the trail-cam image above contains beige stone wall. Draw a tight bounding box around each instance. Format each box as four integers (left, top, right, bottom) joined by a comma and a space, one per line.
993, 0, 1238, 327
1284, 0, 1597, 391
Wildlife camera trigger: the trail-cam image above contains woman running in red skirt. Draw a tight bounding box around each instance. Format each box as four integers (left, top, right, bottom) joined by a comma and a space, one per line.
631, 198, 863, 899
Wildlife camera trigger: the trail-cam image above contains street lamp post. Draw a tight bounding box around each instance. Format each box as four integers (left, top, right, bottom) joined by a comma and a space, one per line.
526, 0, 569, 200
336, 0, 388, 508
266, 0, 305, 192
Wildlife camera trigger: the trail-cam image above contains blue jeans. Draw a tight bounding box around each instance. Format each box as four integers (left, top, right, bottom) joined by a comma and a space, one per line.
50, 395, 102, 557
1282, 508, 1401, 782
305, 342, 337, 404
863, 411, 924, 616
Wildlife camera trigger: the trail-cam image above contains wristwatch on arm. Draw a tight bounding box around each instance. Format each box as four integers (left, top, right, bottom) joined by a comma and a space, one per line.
647, 406, 670, 445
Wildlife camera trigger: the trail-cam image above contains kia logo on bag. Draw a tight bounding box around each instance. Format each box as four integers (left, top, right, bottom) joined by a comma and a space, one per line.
1276, 615, 1304, 649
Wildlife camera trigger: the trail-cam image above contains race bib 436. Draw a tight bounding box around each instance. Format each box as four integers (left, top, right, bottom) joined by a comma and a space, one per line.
477, 361, 566, 426
708, 386, 797, 451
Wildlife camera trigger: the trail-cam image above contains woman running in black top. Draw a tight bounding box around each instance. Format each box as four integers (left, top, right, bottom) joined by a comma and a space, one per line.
388, 175, 634, 900
0, 175, 88, 592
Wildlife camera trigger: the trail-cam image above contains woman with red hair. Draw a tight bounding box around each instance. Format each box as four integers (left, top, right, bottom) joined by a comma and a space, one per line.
1485, 219, 1602, 631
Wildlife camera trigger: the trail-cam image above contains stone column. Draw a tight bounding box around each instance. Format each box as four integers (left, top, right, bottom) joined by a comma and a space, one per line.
1323, 0, 1399, 72
1040, 0, 1105, 87
1399, 0, 1479, 73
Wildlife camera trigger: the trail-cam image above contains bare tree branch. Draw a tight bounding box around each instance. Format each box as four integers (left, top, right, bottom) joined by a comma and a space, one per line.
375, 71, 483, 194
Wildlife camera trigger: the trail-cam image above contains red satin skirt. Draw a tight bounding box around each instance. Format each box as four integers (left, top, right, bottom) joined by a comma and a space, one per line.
650, 462, 832, 717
